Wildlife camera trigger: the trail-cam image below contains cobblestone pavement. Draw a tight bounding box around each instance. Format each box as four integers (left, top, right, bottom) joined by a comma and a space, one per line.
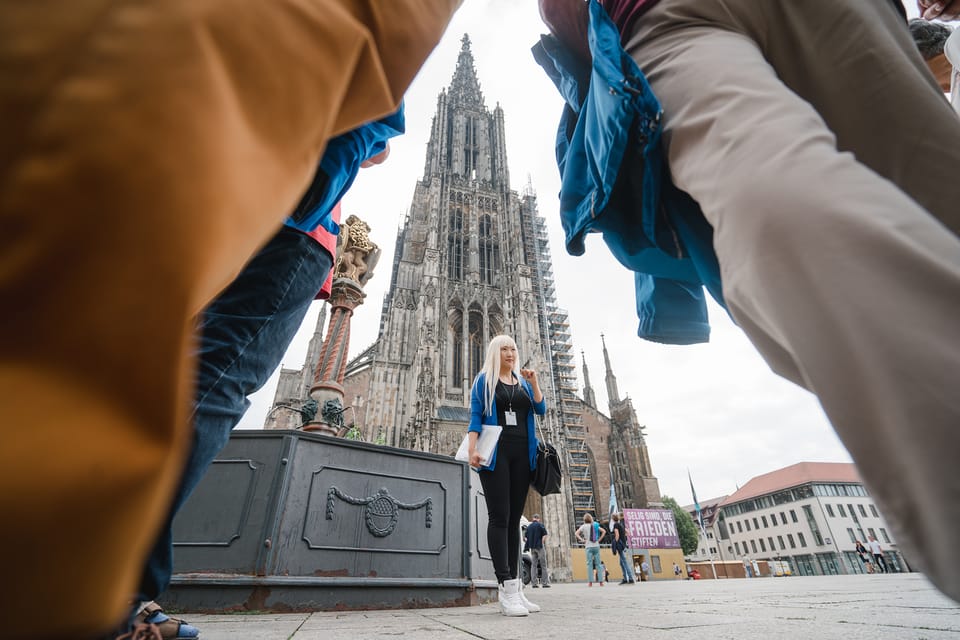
180, 573, 959, 639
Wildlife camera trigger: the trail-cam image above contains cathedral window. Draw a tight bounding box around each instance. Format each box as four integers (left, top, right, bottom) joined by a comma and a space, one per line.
450, 311, 463, 385
487, 306, 503, 341
468, 311, 483, 375
464, 115, 480, 178
478, 214, 499, 285
447, 207, 464, 280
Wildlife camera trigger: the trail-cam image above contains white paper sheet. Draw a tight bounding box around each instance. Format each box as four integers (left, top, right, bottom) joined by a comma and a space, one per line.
455, 424, 502, 467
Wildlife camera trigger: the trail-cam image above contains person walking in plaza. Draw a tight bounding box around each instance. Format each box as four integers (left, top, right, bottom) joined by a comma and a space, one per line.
855, 540, 875, 573
0, 3, 461, 637
674, 562, 683, 579
525, 514, 552, 588
467, 335, 546, 617
576, 513, 607, 586
611, 513, 636, 584
868, 535, 890, 573
129, 111, 402, 640
535, 0, 960, 603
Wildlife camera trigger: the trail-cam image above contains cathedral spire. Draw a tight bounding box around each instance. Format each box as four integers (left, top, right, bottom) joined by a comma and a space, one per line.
602, 334, 620, 406
448, 33, 485, 107
582, 350, 596, 408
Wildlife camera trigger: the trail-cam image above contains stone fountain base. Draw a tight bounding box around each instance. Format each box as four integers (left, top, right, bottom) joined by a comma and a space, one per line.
162, 430, 496, 612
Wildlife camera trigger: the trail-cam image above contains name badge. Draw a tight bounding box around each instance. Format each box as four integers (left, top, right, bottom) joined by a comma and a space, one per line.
504, 410, 518, 426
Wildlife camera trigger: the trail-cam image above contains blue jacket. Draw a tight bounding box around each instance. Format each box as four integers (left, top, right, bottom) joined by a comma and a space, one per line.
531, 1, 725, 344
468, 372, 546, 472
286, 105, 405, 235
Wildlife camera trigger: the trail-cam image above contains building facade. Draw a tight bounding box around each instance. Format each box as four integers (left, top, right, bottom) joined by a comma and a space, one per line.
712, 462, 908, 576
683, 495, 729, 562
579, 338, 662, 520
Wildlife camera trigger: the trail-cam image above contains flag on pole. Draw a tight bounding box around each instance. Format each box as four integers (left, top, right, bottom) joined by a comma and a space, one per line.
608, 478, 619, 520
688, 469, 707, 536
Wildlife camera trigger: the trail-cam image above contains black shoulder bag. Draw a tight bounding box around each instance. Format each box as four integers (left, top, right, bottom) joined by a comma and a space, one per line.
531, 417, 562, 496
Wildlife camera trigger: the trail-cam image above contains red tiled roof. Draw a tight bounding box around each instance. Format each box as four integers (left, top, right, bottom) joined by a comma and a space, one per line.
683, 496, 728, 527
721, 462, 860, 506
681, 496, 727, 513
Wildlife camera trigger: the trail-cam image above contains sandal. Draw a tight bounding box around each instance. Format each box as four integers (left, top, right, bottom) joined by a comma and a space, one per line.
136, 602, 200, 640
116, 623, 163, 640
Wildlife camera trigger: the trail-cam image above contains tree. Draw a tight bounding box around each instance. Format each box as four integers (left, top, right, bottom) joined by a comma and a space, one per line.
662, 495, 699, 556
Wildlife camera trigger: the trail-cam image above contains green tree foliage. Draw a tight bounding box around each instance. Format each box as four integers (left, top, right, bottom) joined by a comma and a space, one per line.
662, 495, 700, 555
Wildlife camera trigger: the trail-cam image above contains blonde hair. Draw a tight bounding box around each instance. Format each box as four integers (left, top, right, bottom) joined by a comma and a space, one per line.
476, 334, 519, 416
583, 513, 593, 524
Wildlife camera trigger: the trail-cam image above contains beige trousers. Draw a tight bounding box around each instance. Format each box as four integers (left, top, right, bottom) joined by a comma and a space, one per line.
626, 0, 960, 600
0, 2, 459, 637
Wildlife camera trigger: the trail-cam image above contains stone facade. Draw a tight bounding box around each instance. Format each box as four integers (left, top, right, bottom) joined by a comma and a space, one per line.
579, 336, 662, 515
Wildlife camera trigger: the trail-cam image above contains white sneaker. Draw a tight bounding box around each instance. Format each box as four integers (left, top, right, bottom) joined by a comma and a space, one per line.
498, 579, 529, 617
517, 583, 541, 613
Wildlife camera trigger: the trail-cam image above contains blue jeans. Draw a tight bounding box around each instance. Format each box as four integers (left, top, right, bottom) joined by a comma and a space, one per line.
585, 547, 602, 583
138, 226, 333, 599
617, 547, 635, 582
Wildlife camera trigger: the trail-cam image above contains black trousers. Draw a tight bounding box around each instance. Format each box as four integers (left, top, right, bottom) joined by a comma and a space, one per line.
479, 439, 531, 583
873, 553, 888, 573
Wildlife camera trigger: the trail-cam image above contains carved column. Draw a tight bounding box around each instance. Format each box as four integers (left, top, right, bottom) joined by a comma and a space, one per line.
303, 279, 366, 435
304, 214, 380, 436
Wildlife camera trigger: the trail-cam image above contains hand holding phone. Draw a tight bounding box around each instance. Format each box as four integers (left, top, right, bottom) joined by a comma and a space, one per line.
520, 362, 537, 383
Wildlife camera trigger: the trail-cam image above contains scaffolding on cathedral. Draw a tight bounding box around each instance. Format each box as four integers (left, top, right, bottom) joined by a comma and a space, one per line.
522, 189, 596, 527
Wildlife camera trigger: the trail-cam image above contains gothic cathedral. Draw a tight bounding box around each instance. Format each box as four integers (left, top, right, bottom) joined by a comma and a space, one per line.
268, 36, 663, 577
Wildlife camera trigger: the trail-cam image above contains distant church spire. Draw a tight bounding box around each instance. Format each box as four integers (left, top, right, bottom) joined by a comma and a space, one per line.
300, 305, 327, 395
602, 334, 620, 406
448, 34, 485, 107
582, 350, 596, 408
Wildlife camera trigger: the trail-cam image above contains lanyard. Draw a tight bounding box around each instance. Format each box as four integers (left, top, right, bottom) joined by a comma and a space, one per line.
502, 380, 515, 411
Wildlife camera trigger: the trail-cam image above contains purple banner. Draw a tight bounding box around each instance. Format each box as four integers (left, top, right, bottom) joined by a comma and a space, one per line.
622, 508, 680, 549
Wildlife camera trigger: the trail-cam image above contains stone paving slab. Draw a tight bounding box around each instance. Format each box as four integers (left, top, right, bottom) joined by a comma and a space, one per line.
182, 573, 960, 639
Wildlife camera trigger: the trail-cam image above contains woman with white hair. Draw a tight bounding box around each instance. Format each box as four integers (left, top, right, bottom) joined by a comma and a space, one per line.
467, 335, 546, 616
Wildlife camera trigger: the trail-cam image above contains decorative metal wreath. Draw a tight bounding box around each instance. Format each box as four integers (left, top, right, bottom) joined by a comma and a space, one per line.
326, 486, 432, 537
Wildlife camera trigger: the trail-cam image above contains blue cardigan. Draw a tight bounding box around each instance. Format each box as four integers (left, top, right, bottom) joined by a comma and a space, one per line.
285, 104, 405, 235
531, 0, 726, 344
468, 372, 546, 472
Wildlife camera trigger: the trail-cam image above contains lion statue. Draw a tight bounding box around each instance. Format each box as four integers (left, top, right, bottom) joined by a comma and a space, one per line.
334, 215, 381, 285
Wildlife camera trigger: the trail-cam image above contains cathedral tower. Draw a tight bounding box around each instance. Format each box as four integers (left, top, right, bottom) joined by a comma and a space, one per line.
582, 351, 596, 408
340, 35, 574, 576
601, 338, 662, 510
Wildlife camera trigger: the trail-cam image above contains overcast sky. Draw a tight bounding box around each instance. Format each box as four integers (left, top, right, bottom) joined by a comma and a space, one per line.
238, 1, 933, 506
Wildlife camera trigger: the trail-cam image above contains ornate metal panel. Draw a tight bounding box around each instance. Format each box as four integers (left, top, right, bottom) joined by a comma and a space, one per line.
169, 430, 498, 608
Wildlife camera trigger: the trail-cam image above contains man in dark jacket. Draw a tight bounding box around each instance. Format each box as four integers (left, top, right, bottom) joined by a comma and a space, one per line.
611, 513, 636, 584
524, 514, 551, 587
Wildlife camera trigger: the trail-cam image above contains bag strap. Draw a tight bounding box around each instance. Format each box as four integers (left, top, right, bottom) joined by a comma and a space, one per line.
535, 413, 548, 444
518, 377, 550, 444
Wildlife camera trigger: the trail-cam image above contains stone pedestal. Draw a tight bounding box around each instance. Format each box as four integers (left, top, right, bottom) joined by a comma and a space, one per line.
164, 430, 497, 611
